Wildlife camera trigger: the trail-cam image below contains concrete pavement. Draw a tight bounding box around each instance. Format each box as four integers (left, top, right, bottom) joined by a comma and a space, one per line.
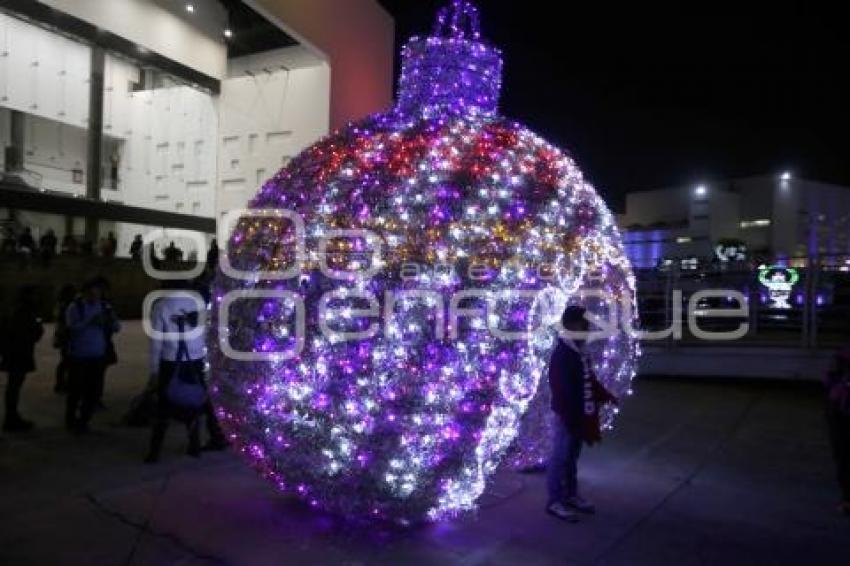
1, 323, 848, 565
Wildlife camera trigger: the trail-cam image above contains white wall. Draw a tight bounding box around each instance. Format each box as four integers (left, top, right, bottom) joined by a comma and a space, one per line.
0, 18, 218, 212
102, 54, 218, 254
0, 12, 219, 255
217, 48, 330, 218
0, 12, 91, 130
227, 45, 326, 75
24, 114, 89, 194
2, 11, 334, 257
37, 0, 227, 80
103, 55, 218, 213
0, 107, 7, 170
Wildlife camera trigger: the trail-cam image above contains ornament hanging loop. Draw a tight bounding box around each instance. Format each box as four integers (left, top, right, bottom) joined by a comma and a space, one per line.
433, 0, 482, 41
397, 0, 502, 117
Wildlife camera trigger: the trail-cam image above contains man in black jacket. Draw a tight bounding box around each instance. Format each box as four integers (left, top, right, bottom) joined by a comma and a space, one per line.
545, 305, 596, 521
1, 286, 44, 432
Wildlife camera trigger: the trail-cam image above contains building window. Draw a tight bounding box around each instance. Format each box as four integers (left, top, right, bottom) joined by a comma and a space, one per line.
740, 219, 772, 229
101, 53, 217, 211
0, 12, 91, 194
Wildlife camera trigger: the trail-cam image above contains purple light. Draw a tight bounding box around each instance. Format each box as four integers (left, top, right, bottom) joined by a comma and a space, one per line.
209, 0, 637, 524
396, 0, 502, 118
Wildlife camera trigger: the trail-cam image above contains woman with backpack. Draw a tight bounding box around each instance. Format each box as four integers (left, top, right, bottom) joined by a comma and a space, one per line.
1, 286, 44, 432
826, 346, 850, 516
144, 279, 224, 463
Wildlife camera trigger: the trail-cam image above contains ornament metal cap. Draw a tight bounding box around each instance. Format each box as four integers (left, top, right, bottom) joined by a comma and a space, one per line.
396, 0, 503, 118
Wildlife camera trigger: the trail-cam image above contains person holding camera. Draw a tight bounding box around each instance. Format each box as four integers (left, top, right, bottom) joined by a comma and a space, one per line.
65, 278, 120, 433
144, 280, 226, 463
826, 346, 850, 516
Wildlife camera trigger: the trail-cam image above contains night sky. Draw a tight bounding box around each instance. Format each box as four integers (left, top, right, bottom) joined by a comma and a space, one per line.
377, 0, 849, 211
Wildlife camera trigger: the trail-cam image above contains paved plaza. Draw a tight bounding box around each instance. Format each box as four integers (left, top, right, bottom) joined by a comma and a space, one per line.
1, 323, 848, 565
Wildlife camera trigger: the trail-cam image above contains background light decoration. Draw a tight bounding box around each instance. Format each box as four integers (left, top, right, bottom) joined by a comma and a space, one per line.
209, 0, 639, 523
758, 265, 799, 310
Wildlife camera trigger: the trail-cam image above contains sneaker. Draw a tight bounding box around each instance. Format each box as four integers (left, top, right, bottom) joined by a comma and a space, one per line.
565, 495, 596, 515
546, 502, 580, 522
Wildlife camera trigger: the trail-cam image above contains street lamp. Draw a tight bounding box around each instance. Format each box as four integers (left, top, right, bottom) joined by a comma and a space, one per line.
781, 171, 792, 181
695, 185, 707, 197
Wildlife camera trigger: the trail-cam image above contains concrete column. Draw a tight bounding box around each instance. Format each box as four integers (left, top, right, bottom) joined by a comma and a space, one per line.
4, 111, 25, 222
5, 110, 25, 172
85, 46, 105, 243
65, 215, 74, 239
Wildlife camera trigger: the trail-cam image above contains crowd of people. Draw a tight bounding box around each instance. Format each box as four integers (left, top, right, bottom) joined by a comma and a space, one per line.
0, 265, 227, 463
0, 277, 117, 433
1, 226, 219, 269
1, 225, 120, 263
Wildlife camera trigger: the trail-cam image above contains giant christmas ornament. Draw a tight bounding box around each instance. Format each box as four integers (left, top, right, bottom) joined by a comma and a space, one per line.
209, 0, 638, 523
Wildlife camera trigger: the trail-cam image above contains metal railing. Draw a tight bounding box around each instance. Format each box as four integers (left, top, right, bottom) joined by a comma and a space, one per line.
634, 254, 850, 350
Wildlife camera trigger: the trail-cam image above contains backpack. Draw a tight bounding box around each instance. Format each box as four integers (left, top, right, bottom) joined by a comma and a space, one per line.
165, 316, 207, 410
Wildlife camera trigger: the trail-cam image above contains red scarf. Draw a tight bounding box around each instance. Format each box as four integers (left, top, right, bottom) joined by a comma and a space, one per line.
562, 339, 619, 445
581, 362, 619, 446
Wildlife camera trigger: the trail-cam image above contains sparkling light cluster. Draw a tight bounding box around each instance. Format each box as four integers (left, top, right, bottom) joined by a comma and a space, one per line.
209, 0, 638, 523
397, 1, 502, 119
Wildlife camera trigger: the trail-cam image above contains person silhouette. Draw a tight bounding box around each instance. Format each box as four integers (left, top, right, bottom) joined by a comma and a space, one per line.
129, 234, 143, 261
64, 278, 120, 433
144, 279, 226, 462
1, 286, 44, 432
545, 305, 617, 522
52, 284, 77, 393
